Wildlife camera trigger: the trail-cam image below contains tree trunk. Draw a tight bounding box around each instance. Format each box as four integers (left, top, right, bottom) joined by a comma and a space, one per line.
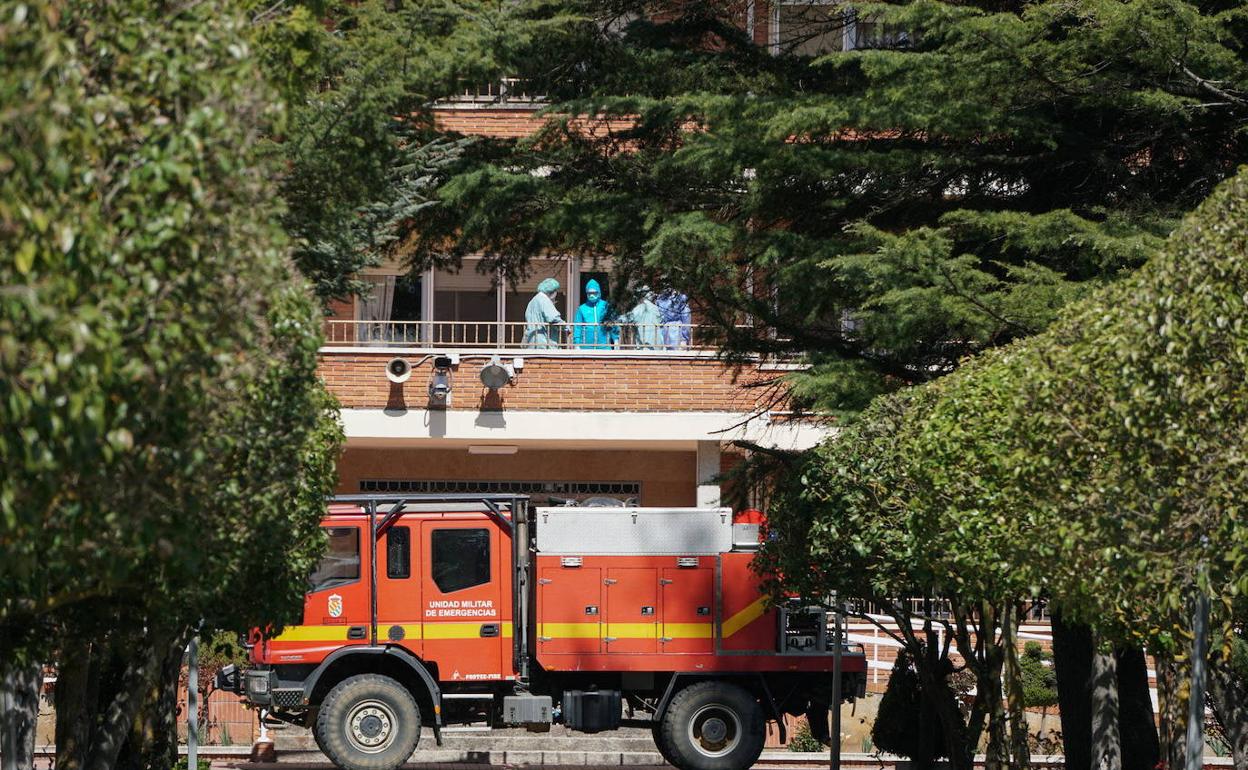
83, 627, 177, 770
911, 649, 972, 770
1116, 646, 1159, 770
912, 618, 939, 770
1091, 642, 1121, 770
117, 632, 188, 770
981, 604, 1010, 770
55, 637, 99, 770
1052, 610, 1093, 770
1208, 654, 1248, 770
1002, 604, 1031, 769
1156, 652, 1187, 770
0, 659, 41, 770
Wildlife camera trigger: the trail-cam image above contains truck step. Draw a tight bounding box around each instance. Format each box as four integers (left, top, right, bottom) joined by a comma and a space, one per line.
272, 748, 669, 766
275, 726, 659, 754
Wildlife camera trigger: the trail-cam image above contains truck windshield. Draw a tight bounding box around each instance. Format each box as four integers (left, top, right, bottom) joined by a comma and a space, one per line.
308, 527, 360, 593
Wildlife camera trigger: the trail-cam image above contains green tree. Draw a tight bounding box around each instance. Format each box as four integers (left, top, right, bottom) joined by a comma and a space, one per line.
1019, 643, 1057, 709
0, 2, 341, 769
407, 0, 1246, 411
244, 0, 574, 301
772, 165, 1248, 770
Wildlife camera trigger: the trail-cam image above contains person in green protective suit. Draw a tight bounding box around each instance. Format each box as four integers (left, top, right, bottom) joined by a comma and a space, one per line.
572, 279, 618, 349
621, 286, 662, 349
524, 278, 565, 348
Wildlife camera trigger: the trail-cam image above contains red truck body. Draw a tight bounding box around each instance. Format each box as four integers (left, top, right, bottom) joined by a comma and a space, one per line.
231, 495, 866, 770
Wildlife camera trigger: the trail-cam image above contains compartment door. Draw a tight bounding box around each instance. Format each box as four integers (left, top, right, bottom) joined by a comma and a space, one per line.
538, 567, 602, 655
420, 522, 505, 680
660, 568, 714, 654
605, 568, 658, 654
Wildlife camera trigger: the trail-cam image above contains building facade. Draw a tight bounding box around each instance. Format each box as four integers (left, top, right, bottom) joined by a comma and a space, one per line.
313, 2, 884, 507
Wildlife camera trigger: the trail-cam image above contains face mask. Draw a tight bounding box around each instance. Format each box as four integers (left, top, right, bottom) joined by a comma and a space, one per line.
587, 292, 599, 304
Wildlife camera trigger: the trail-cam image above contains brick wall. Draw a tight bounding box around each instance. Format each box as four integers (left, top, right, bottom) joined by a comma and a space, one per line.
319, 352, 783, 413
431, 108, 638, 141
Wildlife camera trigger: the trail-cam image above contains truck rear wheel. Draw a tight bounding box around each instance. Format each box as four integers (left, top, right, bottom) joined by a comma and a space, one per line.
658, 681, 765, 770
652, 722, 677, 766
315, 674, 421, 770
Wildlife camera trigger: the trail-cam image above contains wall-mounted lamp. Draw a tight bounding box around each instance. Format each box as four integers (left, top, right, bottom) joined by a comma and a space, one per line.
478, 355, 515, 390
467, 445, 519, 455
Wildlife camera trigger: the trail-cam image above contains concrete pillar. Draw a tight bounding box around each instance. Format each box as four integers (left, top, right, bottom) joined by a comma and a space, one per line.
696, 441, 722, 508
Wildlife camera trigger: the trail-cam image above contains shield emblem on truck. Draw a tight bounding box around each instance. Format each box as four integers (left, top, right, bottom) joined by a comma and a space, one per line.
327, 594, 343, 618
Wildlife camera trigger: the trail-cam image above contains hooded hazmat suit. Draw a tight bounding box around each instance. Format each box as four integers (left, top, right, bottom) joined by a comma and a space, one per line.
524, 278, 564, 348
656, 289, 691, 349
572, 279, 617, 349
622, 288, 662, 349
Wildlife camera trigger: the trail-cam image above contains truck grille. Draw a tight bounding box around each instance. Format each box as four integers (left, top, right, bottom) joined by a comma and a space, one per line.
271, 689, 305, 708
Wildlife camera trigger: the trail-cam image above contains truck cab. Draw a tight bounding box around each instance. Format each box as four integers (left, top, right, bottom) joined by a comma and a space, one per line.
228, 494, 867, 770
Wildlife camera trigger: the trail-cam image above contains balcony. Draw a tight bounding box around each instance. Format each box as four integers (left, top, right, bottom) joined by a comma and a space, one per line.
321, 319, 723, 355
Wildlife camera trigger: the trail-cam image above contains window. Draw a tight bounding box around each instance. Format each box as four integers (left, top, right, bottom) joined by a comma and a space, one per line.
774, 2, 847, 56
358, 274, 422, 343
308, 527, 360, 593
430, 528, 491, 593
387, 526, 411, 580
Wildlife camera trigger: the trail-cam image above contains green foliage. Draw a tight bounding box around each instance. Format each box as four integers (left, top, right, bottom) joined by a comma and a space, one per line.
1018, 643, 1057, 709
404, 0, 1248, 411
871, 650, 951, 760
787, 719, 824, 752
245, 0, 577, 300
0, 0, 340, 657
776, 164, 1248, 658
872, 652, 923, 758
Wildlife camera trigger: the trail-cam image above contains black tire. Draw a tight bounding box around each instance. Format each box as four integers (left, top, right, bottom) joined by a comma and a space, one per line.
659, 681, 766, 770
652, 722, 678, 766
315, 674, 421, 770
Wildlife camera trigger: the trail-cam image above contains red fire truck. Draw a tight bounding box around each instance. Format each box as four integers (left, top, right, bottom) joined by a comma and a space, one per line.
222, 495, 867, 770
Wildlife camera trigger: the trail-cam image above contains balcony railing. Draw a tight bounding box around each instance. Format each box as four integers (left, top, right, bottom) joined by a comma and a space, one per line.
441, 78, 547, 105
322, 320, 719, 353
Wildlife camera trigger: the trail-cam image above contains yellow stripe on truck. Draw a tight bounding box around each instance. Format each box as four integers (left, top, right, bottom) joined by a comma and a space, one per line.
539, 623, 601, 638
273, 604, 767, 645
271, 625, 353, 642
663, 623, 714, 639
272, 622, 513, 643
720, 597, 768, 638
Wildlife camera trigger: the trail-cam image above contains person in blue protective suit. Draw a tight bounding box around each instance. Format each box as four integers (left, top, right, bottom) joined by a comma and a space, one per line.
621, 286, 662, 349
656, 289, 691, 349
572, 279, 618, 349
524, 278, 565, 348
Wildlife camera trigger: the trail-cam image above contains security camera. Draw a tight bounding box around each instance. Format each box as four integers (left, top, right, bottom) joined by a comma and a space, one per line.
386, 357, 412, 384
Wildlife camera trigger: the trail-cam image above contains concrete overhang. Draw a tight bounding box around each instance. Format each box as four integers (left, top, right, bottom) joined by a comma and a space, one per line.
339, 408, 833, 451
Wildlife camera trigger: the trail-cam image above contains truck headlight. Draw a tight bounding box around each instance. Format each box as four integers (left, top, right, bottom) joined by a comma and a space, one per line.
245, 670, 271, 699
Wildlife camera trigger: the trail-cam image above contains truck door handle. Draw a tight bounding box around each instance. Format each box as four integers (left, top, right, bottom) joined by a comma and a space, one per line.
348, 626, 367, 640
480, 623, 500, 638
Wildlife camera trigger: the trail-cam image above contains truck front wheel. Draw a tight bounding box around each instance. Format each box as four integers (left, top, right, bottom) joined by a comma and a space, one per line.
658, 681, 766, 770
315, 674, 421, 770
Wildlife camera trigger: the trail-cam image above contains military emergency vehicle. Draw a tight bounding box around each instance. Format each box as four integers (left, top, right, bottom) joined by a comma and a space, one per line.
220, 494, 867, 770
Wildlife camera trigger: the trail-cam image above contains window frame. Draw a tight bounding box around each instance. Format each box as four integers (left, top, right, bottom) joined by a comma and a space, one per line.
386, 526, 412, 580
429, 527, 493, 594
307, 526, 362, 594
769, 0, 858, 56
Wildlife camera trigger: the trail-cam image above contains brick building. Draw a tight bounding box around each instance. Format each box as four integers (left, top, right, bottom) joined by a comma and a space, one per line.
319, 3, 872, 509
322, 267, 825, 507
